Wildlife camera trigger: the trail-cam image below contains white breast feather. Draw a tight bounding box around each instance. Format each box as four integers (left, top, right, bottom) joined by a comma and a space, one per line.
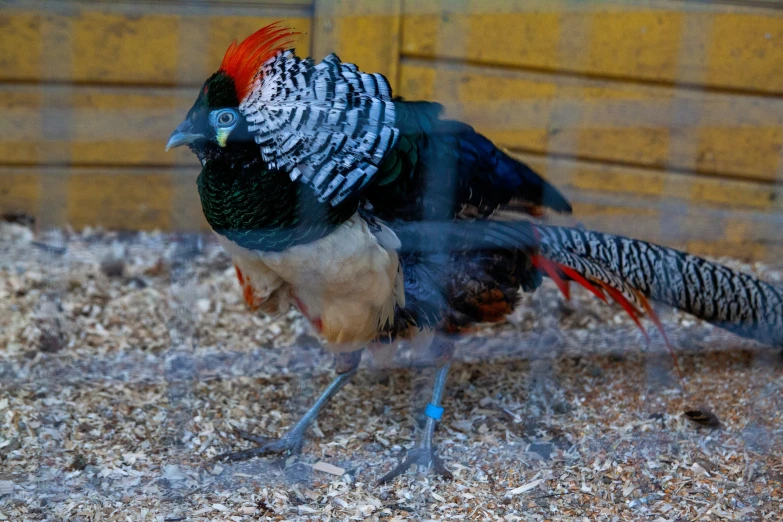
220, 214, 403, 351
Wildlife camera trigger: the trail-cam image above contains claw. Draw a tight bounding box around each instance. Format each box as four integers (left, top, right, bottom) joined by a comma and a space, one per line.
212, 430, 305, 463
210, 367, 358, 465
234, 429, 272, 445
377, 446, 452, 484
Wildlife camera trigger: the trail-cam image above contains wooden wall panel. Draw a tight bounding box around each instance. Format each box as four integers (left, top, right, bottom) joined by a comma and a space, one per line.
0, 3, 313, 84
400, 61, 783, 182
313, 0, 402, 90
395, 0, 782, 261
401, 0, 783, 94
0, 85, 195, 166
0, 0, 781, 262
0, 166, 206, 231
65, 170, 175, 230
707, 13, 783, 93
0, 0, 314, 231
510, 152, 783, 262
513, 152, 782, 214
0, 12, 43, 81
71, 12, 180, 84
0, 170, 41, 218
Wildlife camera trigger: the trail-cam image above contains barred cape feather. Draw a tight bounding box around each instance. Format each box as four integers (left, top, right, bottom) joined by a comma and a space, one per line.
240, 51, 400, 206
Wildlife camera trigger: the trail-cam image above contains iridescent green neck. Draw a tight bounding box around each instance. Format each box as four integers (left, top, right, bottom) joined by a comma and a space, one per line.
197, 153, 356, 252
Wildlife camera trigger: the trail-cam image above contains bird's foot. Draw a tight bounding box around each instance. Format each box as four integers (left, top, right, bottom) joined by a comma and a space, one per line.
378, 445, 452, 484
212, 428, 305, 463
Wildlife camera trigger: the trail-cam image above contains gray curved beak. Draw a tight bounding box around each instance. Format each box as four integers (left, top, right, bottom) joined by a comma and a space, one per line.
165, 120, 205, 151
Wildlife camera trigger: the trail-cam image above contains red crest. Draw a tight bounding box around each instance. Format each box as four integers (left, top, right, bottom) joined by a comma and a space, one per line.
219, 22, 298, 102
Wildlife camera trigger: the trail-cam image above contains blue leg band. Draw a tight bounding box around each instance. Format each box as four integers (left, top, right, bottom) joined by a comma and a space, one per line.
425, 403, 444, 420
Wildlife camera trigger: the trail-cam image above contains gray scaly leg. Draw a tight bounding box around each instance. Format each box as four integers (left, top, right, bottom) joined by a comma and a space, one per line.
378, 361, 453, 483
214, 351, 360, 462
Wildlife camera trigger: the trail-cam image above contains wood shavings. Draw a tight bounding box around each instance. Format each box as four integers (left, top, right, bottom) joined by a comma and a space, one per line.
0, 481, 14, 497
0, 223, 781, 520
312, 461, 345, 476
507, 478, 543, 495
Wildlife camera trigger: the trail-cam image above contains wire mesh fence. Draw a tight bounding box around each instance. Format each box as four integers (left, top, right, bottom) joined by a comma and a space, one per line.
1, 1, 782, 520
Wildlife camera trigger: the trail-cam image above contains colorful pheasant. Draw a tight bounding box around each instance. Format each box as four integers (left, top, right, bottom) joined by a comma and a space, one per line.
166, 23, 783, 482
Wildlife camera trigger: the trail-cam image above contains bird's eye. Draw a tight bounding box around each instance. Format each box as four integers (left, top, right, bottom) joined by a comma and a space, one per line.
217, 111, 235, 125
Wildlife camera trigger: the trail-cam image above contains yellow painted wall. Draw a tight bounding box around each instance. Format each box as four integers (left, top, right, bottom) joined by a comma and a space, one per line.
0, 0, 314, 231
399, 0, 783, 261
0, 0, 781, 261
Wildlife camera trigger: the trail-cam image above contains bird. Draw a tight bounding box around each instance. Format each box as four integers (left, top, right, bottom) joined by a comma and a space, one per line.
166, 23, 783, 482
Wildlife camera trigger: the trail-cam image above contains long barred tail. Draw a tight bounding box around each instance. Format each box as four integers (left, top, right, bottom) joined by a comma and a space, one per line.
534, 225, 783, 347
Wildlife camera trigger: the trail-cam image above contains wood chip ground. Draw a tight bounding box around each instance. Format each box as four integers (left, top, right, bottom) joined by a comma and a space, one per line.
1, 222, 782, 521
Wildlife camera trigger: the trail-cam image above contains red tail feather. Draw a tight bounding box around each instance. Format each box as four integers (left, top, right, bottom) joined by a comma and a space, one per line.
536, 255, 686, 385
555, 263, 608, 304
635, 291, 685, 381
595, 281, 648, 335
532, 255, 570, 300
